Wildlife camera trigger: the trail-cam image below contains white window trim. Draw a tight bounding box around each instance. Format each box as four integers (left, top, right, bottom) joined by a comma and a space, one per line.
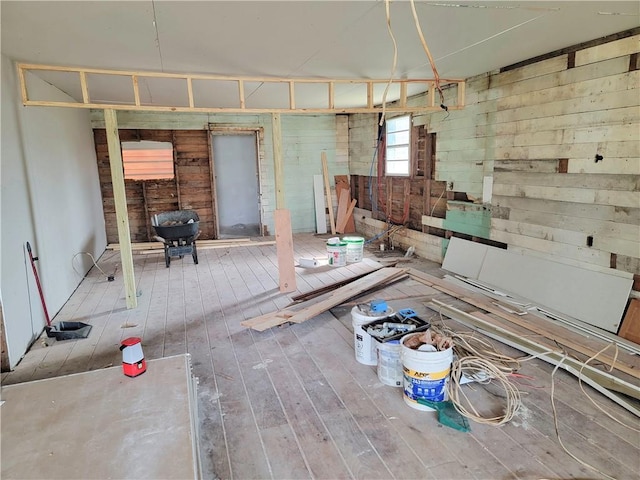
385, 115, 411, 177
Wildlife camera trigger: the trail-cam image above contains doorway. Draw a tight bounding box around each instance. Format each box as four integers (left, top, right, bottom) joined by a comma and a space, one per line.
212, 133, 262, 238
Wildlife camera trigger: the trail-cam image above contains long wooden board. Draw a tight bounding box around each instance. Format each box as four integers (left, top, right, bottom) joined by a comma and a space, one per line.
275, 209, 296, 293
241, 267, 407, 331
321, 152, 336, 235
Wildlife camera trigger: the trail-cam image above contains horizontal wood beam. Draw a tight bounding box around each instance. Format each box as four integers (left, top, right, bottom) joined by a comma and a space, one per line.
18, 63, 466, 114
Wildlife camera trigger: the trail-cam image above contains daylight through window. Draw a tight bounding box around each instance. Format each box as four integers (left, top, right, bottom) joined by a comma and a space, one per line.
122, 141, 174, 180
385, 115, 410, 176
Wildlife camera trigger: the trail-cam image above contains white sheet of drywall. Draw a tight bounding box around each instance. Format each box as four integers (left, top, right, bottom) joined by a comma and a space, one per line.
0, 56, 106, 368
442, 237, 632, 333
442, 236, 488, 279
478, 248, 632, 333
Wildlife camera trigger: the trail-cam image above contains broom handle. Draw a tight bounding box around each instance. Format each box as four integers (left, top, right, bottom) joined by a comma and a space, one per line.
26, 241, 51, 327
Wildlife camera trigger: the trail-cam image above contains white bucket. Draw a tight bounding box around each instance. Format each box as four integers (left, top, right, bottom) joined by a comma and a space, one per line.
376, 340, 402, 387
351, 305, 394, 366
343, 236, 365, 263
401, 332, 453, 411
326, 240, 347, 267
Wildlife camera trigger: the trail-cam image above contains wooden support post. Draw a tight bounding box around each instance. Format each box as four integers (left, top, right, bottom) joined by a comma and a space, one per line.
275, 209, 296, 293
104, 109, 137, 309
272, 113, 285, 209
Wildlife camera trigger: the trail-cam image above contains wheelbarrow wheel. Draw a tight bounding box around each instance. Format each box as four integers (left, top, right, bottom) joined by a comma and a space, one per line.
164, 247, 171, 268
192, 243, 198, 265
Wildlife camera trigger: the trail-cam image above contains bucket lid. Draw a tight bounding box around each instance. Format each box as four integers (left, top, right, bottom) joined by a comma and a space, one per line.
342, 236, 364, 243
121, 337, 142, 347
327, 240, 347, 246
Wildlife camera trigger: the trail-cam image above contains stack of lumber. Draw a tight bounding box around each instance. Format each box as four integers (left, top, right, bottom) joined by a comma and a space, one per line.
334, 175, 356, 234
241, 267, 407, 331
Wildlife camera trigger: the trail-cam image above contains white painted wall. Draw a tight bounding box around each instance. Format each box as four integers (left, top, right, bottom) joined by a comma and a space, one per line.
1, 56, 106, 368
90, 111, 347, 234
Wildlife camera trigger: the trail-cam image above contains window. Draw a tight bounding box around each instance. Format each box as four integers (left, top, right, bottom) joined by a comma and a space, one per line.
121, 141, 174, 180
385, 115, 411, 176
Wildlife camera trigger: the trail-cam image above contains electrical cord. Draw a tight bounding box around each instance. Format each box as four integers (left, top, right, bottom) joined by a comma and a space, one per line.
409, 0, 446, 107
435, 310, 637, 477
72, 252, 113, 280
380, 0, 399, 127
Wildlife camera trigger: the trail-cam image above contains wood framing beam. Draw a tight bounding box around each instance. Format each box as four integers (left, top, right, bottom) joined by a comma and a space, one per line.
104, 109, 137, 309
272, 113, 285, 209
17, 63, 465, 114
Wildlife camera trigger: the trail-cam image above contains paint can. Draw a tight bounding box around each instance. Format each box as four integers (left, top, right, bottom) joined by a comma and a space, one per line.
343, 236, 365, 263
376, 340, 403, 387
351, 305, 394, 366
326, 239, 347, 267
400, 332, 453, 411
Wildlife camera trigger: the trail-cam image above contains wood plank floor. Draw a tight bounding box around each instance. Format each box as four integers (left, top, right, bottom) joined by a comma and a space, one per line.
2, 233, 639, 480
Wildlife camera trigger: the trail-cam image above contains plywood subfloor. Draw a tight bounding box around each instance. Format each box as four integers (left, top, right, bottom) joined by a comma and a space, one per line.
1, 354, 199, 479
2, 233, 639, 479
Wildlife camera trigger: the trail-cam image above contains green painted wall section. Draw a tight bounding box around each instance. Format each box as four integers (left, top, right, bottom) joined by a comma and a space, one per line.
442, 208, 491, 239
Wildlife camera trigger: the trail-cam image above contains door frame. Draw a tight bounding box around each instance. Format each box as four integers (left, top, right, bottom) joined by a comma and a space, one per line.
209, 126, 264, 238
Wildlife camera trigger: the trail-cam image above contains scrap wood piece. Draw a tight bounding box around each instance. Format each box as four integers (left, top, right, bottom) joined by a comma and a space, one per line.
275, 209, 296, 293
108, 238, 252, 251
410, 269, 640, 379
289, 264, 384, 304
428, 300, 640, 416
335, 174, 355, 233
335, 188, 350, 233
140, 240, 276, 254
287, 267, 408, 324
321, 152, 336, 235
619, 299, 640, 344
242, 267, 407, 332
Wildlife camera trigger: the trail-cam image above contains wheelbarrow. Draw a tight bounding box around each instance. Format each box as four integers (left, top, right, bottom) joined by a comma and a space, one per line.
151, 210, 200, 268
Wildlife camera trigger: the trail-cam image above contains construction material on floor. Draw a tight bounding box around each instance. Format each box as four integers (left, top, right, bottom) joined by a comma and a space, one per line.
241, 267, 408, 331
427, 299, 640, 417
351, 300, 395, 366
321, 152, 336, 235
409, 269, 640, 379
1, 354, 200, 479
275, 209, 296, 293
326, 237, 347, 267
619, 298, 640, 344
442, 237, 633, 333
107, 238, 252, 250
288, 263, 384, 304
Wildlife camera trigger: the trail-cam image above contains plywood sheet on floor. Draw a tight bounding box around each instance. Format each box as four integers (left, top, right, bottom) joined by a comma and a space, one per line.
1, 354, 199, 480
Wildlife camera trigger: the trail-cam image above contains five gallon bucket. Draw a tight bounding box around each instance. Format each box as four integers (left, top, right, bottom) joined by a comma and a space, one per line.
343, 236, 365, 263
376, 340, 403, 387
401, 333, 453, 411
351, 305, 394, 365
326, 239, 347, 267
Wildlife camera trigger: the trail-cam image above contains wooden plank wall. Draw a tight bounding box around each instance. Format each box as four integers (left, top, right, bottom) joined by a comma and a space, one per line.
488, 35, 639, 277
347, 31, 638, 274
94, 129, 215, 243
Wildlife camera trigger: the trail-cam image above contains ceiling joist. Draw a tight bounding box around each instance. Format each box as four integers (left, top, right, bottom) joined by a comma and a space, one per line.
18, 63, 465, 114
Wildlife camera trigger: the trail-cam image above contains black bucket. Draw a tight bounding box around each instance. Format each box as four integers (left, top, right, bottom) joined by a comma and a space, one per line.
45, 322, 92, 341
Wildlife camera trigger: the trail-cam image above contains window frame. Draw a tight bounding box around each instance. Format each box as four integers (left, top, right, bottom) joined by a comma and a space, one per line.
121, 141, 175, 181
384, 114, 411, 177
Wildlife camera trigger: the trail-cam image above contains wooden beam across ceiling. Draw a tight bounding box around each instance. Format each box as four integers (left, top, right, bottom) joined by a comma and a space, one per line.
17, 63, 465, 114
